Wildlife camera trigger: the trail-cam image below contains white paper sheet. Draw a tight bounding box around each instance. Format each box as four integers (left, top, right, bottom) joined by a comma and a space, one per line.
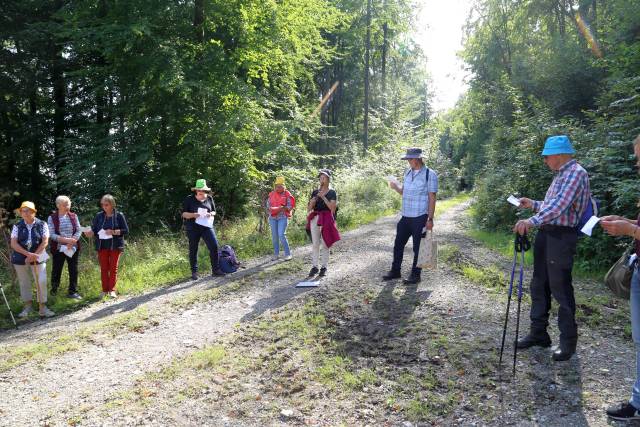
195, 209, 214, 228
80, 226, 92, 233
580, 216, 600, 236
629, 254, 638, 267
387, 176, 401, 187
59, 245, 77, 258
98, 229, 112, 240
37, 252, 49, 263
295, 281, 320, 288
507, 195, 521, 207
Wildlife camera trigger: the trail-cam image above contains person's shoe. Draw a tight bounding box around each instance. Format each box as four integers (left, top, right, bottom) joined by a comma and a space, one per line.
271, 255, 280, 261
100, 292, 108, 299
39, 307, 55, 318
382, 270, 401, 281
516, 334, 552, 349
318, 267, 327, 277
552, 347, 575, 361
308, 266, 319, 277
67, 293, 82, 300
212, 269, 226, 276
191, 272, 199, 280
403, 274, 421, 285
284, 255, 293, 261
606, 402, 640, 421
18, 306, 32, 318
109, 291, 118, 298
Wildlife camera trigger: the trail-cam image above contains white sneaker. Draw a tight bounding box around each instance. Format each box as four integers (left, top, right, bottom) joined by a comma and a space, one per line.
18, 306, 32, 318
109, 291, 118, 298
39, 307, 55, 318
284, 255, 293, 261
271, 255, 280, 261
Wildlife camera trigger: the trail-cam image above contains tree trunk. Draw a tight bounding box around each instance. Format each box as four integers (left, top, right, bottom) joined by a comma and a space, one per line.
381, 21, 388, 113
29, 92, 41, 195
194, 0, 205, 43
51, 0, 66, 193
363, 0, 372, 153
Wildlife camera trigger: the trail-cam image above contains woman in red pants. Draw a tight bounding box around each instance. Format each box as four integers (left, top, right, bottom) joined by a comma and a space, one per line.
87, 194, 129, 298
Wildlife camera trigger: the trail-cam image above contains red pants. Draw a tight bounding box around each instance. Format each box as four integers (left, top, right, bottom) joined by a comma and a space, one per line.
98, 249, 122, 292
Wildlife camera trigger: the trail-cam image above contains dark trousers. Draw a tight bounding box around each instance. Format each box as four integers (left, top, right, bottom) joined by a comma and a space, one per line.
187, 225, 220, 273
51, 249, 79, 294
529, 226, 579, 349
391, 214, 428, 276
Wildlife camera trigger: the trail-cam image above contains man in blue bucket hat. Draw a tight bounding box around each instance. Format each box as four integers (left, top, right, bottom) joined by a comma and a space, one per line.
512, 135, 591, 361
382, 148, 439, 285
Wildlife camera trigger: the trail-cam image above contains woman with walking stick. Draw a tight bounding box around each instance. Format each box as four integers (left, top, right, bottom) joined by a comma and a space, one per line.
10, 201, 55, 318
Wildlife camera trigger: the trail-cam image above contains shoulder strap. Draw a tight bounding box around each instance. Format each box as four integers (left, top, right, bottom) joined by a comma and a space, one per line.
424, 167, 429, 185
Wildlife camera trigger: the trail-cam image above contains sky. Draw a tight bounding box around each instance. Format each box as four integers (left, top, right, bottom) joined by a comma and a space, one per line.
413, 0, 474, 112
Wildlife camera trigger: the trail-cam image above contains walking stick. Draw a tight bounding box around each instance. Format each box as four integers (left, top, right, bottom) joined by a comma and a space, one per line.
498, 233, 530, 376
30, 261, 42, 307
0, 279, 17, 327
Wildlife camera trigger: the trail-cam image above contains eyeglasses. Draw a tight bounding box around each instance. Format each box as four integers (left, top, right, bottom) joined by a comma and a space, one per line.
20, 208, 32, 214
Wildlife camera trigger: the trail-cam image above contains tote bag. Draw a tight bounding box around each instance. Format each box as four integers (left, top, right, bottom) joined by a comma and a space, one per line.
417, 230, 437, 270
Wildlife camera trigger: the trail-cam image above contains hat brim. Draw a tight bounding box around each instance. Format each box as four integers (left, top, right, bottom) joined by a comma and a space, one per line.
541, 148, 575, 156
318, 172, 331, 178
192, 187, 211, 192
14, 207, 36, 214
401, 155, 422, 160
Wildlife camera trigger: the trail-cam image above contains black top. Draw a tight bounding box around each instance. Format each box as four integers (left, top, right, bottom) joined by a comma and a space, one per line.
310, 189, 337, 212
91, 210, 129, 251
182, 194, 216, 230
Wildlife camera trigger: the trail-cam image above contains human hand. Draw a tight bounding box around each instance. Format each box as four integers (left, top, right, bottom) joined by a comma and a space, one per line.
600, 215, 623, 222
426, 219, 434, 231
601, 220, 635, 237
518, 198, 534, 209
105, 229, 113, 236
66, 243, 74, 251
83, 230, 94, 237
26, 253, 38, 263
513, 219, 533, 236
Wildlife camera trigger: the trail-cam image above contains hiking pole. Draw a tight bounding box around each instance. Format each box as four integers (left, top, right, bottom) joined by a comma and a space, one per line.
512, 233, 530, 376
0, 279, 17, 327
498, 235, 519, 369
31, 262, 42, 308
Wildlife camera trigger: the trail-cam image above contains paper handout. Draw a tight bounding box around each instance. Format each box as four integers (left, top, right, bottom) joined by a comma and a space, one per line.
80, 226, 92, 233
580, 216, 600, 236
195, 208, 214, 228
59, 245, 77, 258
37, 252, 49, 263
387, 176, 401, 187
507, 195, 521, 207
97, 229, 112, 240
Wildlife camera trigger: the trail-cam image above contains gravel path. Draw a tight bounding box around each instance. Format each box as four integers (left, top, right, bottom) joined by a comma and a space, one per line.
0, 201, 634, 426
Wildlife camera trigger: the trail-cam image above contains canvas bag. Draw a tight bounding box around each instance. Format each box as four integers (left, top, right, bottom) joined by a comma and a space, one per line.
604, 245, 635, 300
417, 230, 437, 269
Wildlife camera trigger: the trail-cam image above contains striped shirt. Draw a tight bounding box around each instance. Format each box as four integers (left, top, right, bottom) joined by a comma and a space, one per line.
529, 159, 590, 227
47, 213, 82, 242
401, 167, 439, 218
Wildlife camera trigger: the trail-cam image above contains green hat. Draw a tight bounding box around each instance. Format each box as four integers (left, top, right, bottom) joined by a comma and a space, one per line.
191, 179, 211, 192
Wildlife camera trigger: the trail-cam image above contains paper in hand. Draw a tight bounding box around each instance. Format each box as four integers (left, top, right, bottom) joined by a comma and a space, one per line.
59, 245, 77, 258
507, 195, 521, 207
80, 226, 91, 233
98, 229, 112, 240
387, 176, 400, 187
37, 252, 49, 263
580, 216, 600, 236
195, 209, 214, 228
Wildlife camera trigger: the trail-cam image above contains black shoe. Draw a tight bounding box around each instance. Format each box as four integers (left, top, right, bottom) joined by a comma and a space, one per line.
67, 293, 82, 300
552, 347, 575, 361
318, 267, 327, 277
212, 269, 226, 277
191, 272, 199, 280
308, 266, 319, 277
516, 334, 552, 349
606, 402, 640, 421
403, 275, 421, 285
50, 287, 58, 296
382, 271, 401, 281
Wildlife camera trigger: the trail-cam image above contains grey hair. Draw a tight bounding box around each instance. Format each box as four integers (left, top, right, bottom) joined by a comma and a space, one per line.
101, 194, 116, 209
55, 195, 71, 208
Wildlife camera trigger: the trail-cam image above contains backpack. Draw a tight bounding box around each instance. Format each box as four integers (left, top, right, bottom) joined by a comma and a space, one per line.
218, 245, 240, 273
577, 195, 600, 235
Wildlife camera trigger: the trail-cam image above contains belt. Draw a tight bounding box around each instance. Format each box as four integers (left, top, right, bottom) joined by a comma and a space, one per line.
539, 224, 576, 232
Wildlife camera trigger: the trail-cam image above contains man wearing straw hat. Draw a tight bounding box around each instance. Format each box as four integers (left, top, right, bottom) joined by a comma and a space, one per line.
9, 201, 55, 318
383, 148, 439, 285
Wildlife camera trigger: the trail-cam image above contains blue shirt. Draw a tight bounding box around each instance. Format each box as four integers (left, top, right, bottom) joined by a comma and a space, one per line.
401, 167, 438, 218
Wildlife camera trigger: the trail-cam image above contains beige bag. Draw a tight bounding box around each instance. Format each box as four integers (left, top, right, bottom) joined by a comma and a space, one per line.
417, 230, 437, 269
604, 245, 635, 300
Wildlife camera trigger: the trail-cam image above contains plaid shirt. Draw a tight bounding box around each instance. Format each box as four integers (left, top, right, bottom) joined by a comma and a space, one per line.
529, 159, 590, 227
401, 167, 438, 218
47, 213, 82, 242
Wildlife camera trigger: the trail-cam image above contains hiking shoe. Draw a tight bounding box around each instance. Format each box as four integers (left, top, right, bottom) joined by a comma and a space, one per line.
191, 272, 199, 280
516, 334, 552, 349
318, 267, 327, 277
403, 275, 421, 285
39, 307, 55, 318
284, 255, 293, 261
67, 293, 82, 300
552, 347, 575, 361
382, 270, 401, 280
271, 255, 280, 261
109, 291, 118, 298
100, 292, 108, 299
212, 269, 226, 277
18, 306, 32, 318
308, 266, 319, 277
607, 402, 640, 421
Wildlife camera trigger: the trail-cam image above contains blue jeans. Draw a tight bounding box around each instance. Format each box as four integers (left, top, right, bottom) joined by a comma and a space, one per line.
269, 216, 290, 256
630, 267, 640, 408
187, 225, 219, 273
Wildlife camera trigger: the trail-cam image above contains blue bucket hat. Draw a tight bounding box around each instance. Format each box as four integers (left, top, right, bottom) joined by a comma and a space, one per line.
401, 147, 423, 160
541, 135, 575, 156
